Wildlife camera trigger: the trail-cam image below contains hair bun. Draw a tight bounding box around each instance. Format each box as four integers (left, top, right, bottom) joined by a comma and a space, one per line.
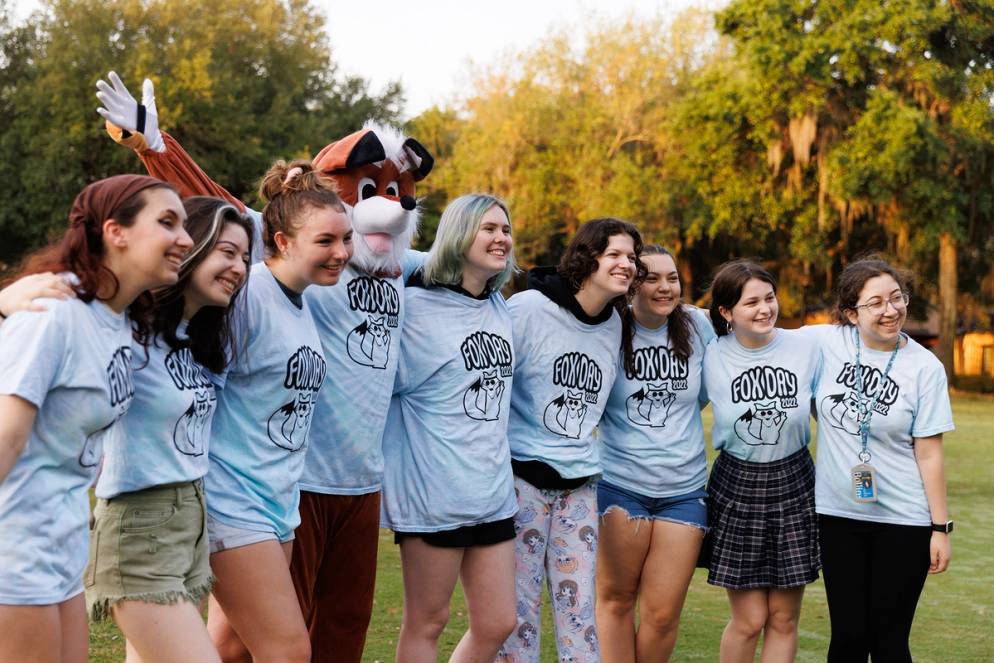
259, 160, 323, 202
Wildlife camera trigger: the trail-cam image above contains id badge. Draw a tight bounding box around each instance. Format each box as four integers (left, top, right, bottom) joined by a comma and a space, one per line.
851, 463, 878, 503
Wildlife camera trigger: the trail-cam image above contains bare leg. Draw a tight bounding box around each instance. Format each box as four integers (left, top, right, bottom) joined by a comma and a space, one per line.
450, 539, 517, 663
636, 521, 704, 662
208, 541, 309, 663
59, 593, 89, 663
0, 603, 61, 663
759, 587, 804, 663
595, 510, 652, 663
396, 538, 463, 663
0, 593, 87, 663
113, 599, 221, 663
720, 589, 769, 663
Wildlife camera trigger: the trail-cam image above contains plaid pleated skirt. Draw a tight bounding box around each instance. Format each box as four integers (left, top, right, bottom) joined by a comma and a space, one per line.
703, 447, 820, 589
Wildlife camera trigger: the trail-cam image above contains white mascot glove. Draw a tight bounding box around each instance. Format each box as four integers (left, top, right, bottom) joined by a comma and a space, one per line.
95, 71, 166, 153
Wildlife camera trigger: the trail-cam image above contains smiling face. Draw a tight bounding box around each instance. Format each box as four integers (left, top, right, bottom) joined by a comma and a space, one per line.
115, 188, 192, 290
187, 222, 251, 310
277, 205, 354, 287
846, 273, 907, 350
463, 204, 513, 284
580, 234, 635, 299
721, 277, 778, 344
582, 233, 636, 299
634, 252, 680, 326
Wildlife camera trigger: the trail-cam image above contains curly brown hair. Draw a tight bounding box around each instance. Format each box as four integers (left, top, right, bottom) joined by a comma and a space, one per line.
834, 256, 912, 325
557, 218, 647, 293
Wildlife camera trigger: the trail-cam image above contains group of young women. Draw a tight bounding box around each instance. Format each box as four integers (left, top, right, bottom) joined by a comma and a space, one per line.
0, 163, 953, 663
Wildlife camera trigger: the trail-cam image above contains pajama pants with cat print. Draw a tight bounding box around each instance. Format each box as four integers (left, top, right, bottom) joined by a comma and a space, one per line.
498, 478, 600, 663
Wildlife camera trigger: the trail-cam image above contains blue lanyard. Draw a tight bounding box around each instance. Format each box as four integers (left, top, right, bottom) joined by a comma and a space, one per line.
853, 328, 900, 463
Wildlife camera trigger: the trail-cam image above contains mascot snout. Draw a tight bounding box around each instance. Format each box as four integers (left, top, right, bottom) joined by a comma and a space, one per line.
352, 196, 415, 254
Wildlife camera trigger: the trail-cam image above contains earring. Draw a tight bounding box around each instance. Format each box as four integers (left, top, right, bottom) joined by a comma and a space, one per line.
727, 321, 733, 334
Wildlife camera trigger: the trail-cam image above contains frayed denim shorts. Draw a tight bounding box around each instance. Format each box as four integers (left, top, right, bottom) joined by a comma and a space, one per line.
597, 481, 708, 531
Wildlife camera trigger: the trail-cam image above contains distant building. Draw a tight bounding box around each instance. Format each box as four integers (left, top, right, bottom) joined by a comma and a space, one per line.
799, 306, 994, 380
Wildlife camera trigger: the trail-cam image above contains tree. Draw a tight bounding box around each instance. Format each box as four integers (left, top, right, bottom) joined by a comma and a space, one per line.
709, 0, 994, 375
410, 9, 726, 271
0, 0, 403, 265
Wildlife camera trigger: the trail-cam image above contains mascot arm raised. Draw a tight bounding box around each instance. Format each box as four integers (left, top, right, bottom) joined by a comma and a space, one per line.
96, 72, 246, 213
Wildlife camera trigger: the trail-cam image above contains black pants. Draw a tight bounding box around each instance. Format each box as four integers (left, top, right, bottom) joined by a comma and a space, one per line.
819, 514, 932, 663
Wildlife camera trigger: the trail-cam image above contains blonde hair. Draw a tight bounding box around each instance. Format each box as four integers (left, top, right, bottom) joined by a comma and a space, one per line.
422, 193, 517, 292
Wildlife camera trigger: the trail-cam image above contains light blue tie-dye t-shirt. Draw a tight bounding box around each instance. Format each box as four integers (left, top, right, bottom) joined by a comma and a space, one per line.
380, 282, 517, 532
702, 328, 820, 463
599, 307, 716, 497
0, 297, 134, 604
505, 290, 621, 479
807, 324, 954, 526
207, 262, 327, 539
96, 321, 216, 499
299, 265, 404, 495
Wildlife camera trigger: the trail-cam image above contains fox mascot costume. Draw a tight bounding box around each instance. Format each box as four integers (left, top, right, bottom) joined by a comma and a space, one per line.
96, 71, 432, 663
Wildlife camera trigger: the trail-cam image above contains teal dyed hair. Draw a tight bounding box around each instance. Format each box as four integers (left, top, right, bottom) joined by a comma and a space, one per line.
422, 193, 517, 292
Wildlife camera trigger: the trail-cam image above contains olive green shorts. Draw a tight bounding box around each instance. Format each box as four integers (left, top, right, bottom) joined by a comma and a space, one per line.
85, 481, 214, 621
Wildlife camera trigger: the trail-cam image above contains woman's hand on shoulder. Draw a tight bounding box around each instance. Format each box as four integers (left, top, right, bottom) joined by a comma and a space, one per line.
0, 273, 76, 319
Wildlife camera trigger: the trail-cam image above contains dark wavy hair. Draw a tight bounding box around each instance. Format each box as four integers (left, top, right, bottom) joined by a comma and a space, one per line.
556, 218, 647, 372
557, 217, 647, 294
834, 255, 912, 325
14, 182, 177, 340
708, 259, 777, 337
620, 245, 697, 376
146, 197, 255, 374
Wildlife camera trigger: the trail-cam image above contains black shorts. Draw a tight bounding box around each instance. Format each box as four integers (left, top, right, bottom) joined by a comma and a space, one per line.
394, 517, 516, 548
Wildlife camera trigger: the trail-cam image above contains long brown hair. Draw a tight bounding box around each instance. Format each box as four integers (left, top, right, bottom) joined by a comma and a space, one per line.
620, 245, 696, 376
148, 197, 256, 374
14, 176, 177, 339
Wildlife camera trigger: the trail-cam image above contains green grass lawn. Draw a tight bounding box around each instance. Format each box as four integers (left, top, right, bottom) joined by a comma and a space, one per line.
90, 394, 994, 661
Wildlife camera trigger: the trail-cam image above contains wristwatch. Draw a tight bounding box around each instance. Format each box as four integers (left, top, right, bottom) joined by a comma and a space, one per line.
931, 520, 954, 533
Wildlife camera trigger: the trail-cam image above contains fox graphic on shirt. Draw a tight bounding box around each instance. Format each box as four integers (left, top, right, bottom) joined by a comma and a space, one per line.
346, 314, 391, 369
267, 391, 314, 451
173, 388, 216, 456
463, 369, 505, 421
625, 381, 677, 428
543, 389, 587, 439
733, 401, 786, 446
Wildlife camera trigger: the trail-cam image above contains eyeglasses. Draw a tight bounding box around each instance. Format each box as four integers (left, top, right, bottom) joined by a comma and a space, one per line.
854, 292, 910, 316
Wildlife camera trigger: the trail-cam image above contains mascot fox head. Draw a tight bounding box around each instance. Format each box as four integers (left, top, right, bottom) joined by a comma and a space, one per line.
312, 122, 434, 278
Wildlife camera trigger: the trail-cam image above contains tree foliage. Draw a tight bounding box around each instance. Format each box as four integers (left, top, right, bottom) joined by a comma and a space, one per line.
409, 10, 729, 270
410, 3, 994, 372
0, 0, 402, 263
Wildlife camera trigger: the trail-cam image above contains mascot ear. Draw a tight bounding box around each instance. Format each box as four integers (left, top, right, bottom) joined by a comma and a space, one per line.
313, 129, 386, 173
403, 138, 435, 181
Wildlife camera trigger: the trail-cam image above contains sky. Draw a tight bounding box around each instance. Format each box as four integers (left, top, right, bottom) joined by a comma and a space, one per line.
319, 0, 704, 117
12, 0, 705, 118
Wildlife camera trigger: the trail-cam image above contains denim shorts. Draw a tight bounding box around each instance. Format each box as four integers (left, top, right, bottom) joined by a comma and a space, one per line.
207, 513, 295, 554
597, 481, 708, 531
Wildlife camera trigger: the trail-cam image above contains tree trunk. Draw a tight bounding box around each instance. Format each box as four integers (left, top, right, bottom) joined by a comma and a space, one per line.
937, 233, 957, 381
